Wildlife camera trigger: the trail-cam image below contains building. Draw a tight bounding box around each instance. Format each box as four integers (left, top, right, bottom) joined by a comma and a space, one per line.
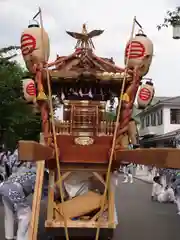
136, 96, 180, 147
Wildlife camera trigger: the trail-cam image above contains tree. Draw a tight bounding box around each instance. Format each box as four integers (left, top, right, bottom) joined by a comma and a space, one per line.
0, 46, 41, 151
157, 7, 180, 30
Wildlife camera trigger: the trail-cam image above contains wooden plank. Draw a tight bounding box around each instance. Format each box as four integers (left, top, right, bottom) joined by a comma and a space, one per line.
28, 133, 45, 240
51, 163, 108, 173
114, 148, 180, 169
55, 171, 71, 185
45, 219, 116, 229
92, 172, 105, 185
91, 204, 108, 221
18, 140, 54, 162
29, 160, 45, 240
49, 69, 80, 79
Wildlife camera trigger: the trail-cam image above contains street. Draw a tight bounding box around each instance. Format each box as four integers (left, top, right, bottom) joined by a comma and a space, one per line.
0, 176, 180, 240
114, 176, 180, 240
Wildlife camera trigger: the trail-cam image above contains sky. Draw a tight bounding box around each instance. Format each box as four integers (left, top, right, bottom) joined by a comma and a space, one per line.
0, 0, 180, 97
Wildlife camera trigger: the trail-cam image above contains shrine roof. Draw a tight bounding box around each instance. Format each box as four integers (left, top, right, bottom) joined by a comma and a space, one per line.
47, 48, 132, 79
46, 24, 133, 82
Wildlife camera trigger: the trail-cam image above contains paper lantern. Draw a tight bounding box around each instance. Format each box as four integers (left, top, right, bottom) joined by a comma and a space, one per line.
137, 80, 154, 109
22, 78, 36, 103
20, 22, 50, 72
124, 30, 153, 76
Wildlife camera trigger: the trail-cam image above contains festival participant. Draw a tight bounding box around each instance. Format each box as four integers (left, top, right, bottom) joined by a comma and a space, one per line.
122, 163, 134, 183
171, 173, 180, 215
122, 144, 136, 184
0, 163, 53, 240
151, 176, 176, 203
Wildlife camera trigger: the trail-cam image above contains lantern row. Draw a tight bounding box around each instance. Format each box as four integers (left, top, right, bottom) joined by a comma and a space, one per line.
20, 20, 155, 109
20, 23, 153, 77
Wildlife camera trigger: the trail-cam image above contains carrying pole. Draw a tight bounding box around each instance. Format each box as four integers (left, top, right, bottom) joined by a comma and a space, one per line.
39, 7, 70, 240
95, 16, 137, 240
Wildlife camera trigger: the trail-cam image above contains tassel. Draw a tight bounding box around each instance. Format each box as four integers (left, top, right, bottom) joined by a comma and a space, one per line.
37, 91, 48, 101
121, 93, 130, 102
37, 83, 48, 101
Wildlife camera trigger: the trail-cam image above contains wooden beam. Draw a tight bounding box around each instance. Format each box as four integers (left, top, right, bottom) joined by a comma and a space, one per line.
50, 163, 108, 173
29, 161, 45, 239
92, 172, 106, 185
114, 148, 180, 169
28, 133, 45, 240
48, 69, 80, 79
18, 140, 54, 162
45, 219, 115, 229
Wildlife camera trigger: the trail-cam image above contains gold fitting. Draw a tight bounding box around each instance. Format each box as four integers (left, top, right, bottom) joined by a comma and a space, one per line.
36, 91, 48, 101
121, 93, 130, 102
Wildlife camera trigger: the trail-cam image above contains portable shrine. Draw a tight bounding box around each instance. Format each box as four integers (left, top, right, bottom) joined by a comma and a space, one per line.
18, 8, 180, 240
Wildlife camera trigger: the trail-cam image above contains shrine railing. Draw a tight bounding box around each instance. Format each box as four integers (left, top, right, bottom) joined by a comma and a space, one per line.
55, 120, 115, 136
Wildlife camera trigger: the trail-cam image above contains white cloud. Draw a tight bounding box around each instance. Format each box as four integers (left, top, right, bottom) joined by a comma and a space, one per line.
1, 0, 180, 96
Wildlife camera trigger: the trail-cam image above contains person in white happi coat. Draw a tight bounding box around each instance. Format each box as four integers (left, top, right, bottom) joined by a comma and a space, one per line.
0, 164, 50, 240
151, 176, 176, 203
122, 162, 135, 183
171, 173, 180, 215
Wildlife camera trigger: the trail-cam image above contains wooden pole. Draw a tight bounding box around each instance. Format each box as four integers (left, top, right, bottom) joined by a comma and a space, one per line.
95, 16, 137, 240
39, 7, 70, 240
28, 133, 45, 240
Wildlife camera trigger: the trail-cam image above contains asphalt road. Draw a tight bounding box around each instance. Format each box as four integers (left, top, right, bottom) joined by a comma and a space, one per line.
114, 176, 180, 240
0, 176, 180, 240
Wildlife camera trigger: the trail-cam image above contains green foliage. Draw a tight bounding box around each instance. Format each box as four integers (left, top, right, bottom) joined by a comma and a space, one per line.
0, 46, 41, 151
157, 7, 180, 30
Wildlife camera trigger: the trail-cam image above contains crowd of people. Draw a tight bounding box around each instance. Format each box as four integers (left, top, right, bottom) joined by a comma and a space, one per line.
151, 172, 180, 215
0, 147, 180, 239
120, 162, 180, 215
0, 149, 52, 240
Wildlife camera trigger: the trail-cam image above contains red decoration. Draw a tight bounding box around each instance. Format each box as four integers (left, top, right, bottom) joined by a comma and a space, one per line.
21, 33, 36, 56
139, 87, 151, 101
125, 41, 145, 59
26, 82, 36, 96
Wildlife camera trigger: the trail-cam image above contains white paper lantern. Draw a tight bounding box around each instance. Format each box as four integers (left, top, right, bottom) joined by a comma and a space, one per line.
124, 31, 153, 76
20, 22, 50, 72
22, 78, 36, 102
137, 80, 154, 109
